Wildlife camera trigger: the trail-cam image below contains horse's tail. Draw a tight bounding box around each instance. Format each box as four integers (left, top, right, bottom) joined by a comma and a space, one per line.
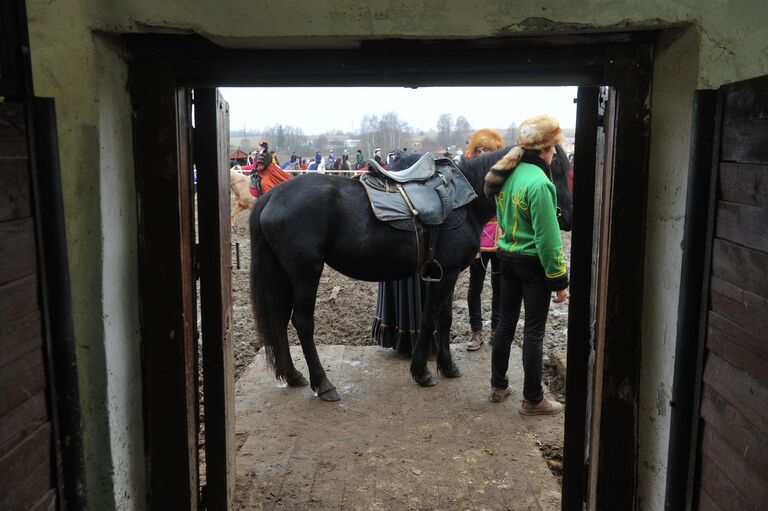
249, 194, 293, 381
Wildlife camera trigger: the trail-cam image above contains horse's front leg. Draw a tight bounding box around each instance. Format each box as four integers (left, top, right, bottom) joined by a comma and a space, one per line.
411, 274, 459, 386
410, 318, 437, 387
436, 284, 461, 378
290, 268, 340, 402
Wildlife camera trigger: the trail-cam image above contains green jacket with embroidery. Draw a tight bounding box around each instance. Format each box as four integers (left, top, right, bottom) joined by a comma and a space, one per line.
495, 160, 568, 290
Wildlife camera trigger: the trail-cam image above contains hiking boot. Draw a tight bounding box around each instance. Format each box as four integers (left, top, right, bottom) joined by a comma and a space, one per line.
519, 396, 564, 416
489, 387, 512, 403
467, 331, 484, 351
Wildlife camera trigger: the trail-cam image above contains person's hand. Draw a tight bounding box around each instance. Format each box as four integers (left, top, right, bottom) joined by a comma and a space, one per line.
553, 288, 568, 303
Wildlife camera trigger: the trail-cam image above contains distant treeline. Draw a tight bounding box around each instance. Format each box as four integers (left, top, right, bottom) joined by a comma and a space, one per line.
229, 112, 525, 158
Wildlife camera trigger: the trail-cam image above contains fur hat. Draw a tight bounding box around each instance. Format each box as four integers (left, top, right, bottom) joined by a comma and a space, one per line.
466, 128, 504, 156
516, 114, 564, 150
484, 115, 564, 197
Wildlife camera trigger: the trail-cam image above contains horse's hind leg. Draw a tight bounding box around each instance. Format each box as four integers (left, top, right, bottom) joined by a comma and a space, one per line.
290, 266, 340, 401
264, 278, 308, 388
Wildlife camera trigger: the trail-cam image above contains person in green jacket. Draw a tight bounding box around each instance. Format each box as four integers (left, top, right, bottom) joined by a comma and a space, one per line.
483, 114, 568, 415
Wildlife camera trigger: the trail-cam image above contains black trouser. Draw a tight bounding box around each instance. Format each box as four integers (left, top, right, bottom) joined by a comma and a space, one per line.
467, 252, 500, 332
490, 252, 551, 402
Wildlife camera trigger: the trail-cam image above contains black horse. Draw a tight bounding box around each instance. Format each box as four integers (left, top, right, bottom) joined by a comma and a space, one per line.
249, 146, 570, 401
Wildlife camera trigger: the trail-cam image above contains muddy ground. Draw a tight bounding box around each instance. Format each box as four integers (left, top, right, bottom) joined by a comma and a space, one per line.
229, 205, 570, 398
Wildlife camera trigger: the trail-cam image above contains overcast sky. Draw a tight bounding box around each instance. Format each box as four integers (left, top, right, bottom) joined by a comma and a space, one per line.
219, 86, 578, 135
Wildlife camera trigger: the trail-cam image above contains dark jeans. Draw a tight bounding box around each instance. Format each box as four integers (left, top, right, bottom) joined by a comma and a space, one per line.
490, 253, 551, 402
467, 252, 500, 332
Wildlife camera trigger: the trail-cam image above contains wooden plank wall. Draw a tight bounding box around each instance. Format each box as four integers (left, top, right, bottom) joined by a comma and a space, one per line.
697, 75, 768, 510
0, 103, 57, 508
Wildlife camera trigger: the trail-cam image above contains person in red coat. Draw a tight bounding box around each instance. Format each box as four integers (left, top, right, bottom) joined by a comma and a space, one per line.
241, 140, 292, 198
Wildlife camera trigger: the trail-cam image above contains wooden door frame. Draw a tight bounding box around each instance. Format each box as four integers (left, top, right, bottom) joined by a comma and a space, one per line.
195, 88, 236, 510
127, 32, 654, 509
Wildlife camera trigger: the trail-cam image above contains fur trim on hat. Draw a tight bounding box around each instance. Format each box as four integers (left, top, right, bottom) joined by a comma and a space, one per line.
516, 114, 564, 150
467, 128, 504, 156
484, 146, 524, 197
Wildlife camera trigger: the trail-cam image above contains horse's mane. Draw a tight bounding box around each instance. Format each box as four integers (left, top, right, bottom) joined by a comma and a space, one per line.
457, 146, 513, 197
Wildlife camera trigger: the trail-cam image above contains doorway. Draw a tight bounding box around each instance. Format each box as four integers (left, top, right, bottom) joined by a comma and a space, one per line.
219, 85, 575, 509
128, 34, 652, 510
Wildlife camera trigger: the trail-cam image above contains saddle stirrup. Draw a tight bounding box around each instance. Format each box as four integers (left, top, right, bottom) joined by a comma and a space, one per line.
419, 227, 443, 282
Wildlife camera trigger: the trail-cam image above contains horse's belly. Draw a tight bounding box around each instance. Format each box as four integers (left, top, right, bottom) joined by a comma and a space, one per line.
326, 255, 416, 283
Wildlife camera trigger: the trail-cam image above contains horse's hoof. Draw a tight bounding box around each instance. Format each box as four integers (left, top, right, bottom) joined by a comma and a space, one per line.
439, 363, 461, 378
318, 387, 341, 402
315, 378, 340, 401
415, 372, 437, 387
286, 373, 309, 387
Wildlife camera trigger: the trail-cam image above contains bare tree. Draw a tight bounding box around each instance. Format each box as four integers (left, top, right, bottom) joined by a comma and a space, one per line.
453, 116, 472, 149
436, 113, 453, 148
358, 114, 379, 159
378, 111, 411, 153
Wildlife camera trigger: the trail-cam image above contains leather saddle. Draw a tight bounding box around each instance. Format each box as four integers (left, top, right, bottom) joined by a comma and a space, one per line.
360, 152, 477, 281
360, 152, 477, 226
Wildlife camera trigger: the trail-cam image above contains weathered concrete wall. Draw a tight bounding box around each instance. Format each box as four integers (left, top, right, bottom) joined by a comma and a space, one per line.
24, 1, 768, 509
96, 34, 145, 511
638, 26, 700, 510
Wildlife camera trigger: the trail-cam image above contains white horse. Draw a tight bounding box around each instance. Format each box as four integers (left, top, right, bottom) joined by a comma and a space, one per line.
229, 166, 256, 225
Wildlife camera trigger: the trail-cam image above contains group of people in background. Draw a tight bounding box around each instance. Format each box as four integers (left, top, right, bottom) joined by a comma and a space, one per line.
236, 145, 400, 175
372, 117, 569, 416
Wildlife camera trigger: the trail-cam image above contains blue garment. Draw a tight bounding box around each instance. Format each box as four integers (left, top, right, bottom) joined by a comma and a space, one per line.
314, 152, 321, 164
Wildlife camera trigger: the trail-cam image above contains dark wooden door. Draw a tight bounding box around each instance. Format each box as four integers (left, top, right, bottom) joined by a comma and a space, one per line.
695, 74, 768, 510
0, 98, 57, 511
195, 88, 235, 510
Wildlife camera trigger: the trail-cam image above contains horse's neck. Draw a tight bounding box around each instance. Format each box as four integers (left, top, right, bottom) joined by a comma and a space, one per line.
459, 157, 501, 229
470, 194, 497, 231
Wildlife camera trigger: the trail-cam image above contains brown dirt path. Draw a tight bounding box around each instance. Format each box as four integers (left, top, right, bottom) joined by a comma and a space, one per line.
234, 345, 562, 510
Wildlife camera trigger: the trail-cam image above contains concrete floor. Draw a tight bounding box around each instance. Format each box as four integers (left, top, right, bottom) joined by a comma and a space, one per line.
234, 344, 563, 510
